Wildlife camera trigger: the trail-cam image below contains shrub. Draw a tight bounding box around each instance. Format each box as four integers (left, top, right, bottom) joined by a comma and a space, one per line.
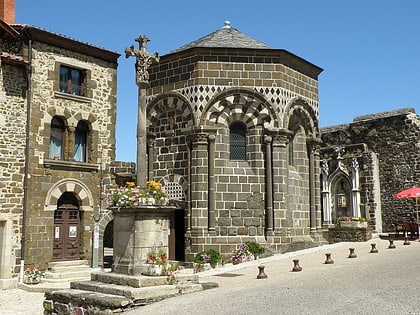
246, 241, 265, 256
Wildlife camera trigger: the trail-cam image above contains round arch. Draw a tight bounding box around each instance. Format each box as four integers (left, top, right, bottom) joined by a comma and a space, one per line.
200, 87, 279, 129
147, 92, 196, 127
44, 178, 95, 212
282, 98, 319, 137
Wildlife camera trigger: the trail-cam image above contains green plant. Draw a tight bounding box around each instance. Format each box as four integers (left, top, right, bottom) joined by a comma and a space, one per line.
194, 249, 222, 267
245, 241, 265, 256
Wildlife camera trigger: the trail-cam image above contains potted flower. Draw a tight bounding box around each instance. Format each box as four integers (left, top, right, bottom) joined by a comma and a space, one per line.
230, 243, 252, 264
143, 248, 168, 276
336, 216, 367, 229
110, 181, 170, 208
23, 266, 44, 284
193, 249, 222, 272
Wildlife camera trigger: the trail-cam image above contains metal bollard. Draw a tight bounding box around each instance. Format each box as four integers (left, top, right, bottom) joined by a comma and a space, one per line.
388, 239, 396, 249
257, 264, 267, 279
348, 248, 357, 258
403, 237, 411, 245
324, 253, 334, 264
292, 259, 302, 272
370, 243, 378, 253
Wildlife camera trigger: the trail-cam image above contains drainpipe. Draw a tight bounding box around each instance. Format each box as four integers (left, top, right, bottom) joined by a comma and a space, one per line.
20, 31, 32, 282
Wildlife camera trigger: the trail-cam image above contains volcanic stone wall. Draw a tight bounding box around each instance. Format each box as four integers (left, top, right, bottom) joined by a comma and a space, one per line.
321, 108, 420, 232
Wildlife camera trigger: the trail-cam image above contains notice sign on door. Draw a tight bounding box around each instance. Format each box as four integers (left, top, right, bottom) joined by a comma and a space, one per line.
54, 226, 60, 239
69, 226, 77, 238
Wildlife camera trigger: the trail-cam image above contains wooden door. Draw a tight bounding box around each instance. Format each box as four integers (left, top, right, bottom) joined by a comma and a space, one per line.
53, 205, 80, 261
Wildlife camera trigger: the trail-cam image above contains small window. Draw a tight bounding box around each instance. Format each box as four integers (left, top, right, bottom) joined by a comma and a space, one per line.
74, 121, 89, 162
50, 116, 65, 159
59, 65, 86, 96
230, 122, 247, 160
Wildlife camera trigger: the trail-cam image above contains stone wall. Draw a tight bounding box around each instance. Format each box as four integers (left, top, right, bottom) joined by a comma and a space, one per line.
0, 27, 119, 284
0, 61, 27, 285
145, 40, 323, 261
321, 108, 420, 232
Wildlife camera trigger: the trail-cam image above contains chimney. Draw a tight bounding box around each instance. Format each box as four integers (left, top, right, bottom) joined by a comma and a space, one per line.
0, 0, 15, 24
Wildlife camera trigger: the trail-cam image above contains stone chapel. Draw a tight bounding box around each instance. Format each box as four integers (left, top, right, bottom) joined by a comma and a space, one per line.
132, 21, 325, 262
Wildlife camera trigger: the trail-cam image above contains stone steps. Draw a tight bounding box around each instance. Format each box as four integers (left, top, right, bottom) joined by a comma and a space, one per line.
43, 271, 218, 314
44, 260, 92, 282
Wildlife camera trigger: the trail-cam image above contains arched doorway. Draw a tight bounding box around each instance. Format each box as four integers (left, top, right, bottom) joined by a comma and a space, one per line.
53, 192, 81, 261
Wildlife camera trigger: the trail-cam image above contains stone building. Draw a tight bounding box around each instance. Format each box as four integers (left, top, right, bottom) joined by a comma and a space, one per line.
0, 2, 119, 288
320, 108, 420, 233
131, 21, 325, 262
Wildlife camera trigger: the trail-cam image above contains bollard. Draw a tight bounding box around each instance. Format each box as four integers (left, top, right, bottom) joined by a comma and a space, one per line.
403, 237, 411, 245
348, 248, 357, 258
370, 243, 378, 253
388, 239, 396, 249
257, 264, 267, 279
324, 253, 334, 264
292, 259, 302, 272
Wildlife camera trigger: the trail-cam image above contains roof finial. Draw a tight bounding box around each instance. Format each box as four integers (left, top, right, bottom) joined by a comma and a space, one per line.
223, 21, 231, 29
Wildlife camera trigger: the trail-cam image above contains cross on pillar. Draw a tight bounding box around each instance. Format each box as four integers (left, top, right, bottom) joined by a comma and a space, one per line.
125, 35, 160, 186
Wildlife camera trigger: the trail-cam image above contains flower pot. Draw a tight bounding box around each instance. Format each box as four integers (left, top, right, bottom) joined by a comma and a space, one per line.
142, 264, 163, 276
339, 221, 367, 229
23, 276, 40, 284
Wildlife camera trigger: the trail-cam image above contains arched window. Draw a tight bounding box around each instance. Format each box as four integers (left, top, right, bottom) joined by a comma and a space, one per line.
49, 116, 65, 159
230, 122, 247, 160
74, 121, 89, 162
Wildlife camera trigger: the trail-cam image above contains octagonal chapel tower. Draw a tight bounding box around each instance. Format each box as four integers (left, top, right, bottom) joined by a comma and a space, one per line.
145, 22, 324, 261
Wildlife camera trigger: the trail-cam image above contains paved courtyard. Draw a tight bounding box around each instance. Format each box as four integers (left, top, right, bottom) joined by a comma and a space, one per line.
1, 237, 419, 314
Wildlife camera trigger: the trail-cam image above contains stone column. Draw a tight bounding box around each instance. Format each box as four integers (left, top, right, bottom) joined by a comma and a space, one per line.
271, 129, 293, 234
351, 158, 361, 218
66, 125, 75, 161
321, 159, 332, 225
125, 35, 159, 186
208, 134, 216, 233
264, 135, 274, 235
147, 134, 156, 181
190, 133, 209, 235
308, 138, 322, 231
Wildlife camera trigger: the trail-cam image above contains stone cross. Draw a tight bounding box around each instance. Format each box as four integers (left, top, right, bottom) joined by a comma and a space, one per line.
125, 35, 159, 186
125, 34, 159, 87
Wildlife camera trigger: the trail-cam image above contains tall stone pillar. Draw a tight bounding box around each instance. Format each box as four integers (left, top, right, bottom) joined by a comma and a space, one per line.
264, 135, 274, 235
147, 134, 156, 181
271, 129, 293, 234
308, 138, 322, 231
208, 134, 216, 233
190, 132, 209, 235
125, 35, 159, 186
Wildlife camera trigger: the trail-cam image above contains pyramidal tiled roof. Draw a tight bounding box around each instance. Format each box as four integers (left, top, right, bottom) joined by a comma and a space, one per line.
170, 21, 271, 53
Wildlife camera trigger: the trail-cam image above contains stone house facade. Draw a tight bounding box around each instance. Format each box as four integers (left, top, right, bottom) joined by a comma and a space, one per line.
320, 108, 420, 233
136, 22, 325, 262
0, 4, 119, 288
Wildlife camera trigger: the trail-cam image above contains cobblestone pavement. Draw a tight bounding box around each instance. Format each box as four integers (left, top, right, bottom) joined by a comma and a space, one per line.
0, 237, 414, 315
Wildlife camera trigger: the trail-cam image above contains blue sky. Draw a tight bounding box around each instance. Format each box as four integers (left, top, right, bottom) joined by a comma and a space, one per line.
16, 0, 420, 162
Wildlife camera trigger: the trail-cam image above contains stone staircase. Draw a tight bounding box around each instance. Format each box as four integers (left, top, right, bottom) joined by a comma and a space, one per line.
43, 271, 218, 314
44, 260, 92, 282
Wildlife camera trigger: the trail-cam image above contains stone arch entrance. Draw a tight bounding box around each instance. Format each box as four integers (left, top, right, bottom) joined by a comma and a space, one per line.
45, 179, 94, 262
53, 192, 81, 261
